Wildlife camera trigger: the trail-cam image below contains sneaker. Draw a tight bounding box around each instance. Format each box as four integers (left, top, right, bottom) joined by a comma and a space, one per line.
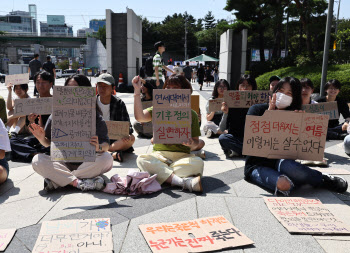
183, 176, 203, 192
44, 178, 55, 192
78, 176, 105, 191
206, 129, 213, 138
227, 149, 239, 158
322, 174, 348, 193
191, 150, 206, 159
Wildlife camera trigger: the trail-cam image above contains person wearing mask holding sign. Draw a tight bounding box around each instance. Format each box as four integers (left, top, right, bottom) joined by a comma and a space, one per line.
133, 74, 204, 192
31, 74, 113, 192
218, 75, 257, 158
244, 77, 348, 195
317, 79, 350, 140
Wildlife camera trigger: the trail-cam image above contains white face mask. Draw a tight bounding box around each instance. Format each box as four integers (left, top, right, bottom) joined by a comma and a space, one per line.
275, 92, 293, 109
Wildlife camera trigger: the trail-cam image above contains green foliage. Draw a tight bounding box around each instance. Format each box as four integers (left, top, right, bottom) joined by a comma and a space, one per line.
295, 50, 350, 67
57, 60, 69, 71
204, 11, 215, 30
255, 64, 350, 101
92, 25, 106, 48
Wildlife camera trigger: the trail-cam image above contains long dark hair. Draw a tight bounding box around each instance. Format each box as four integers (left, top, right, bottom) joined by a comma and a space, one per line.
235, 74, 257, 90
164, 74, 193, 93
273, 77, 302, 110
141, 81, 156, 101
64, 74, 91, 87
212, 79, 229, 98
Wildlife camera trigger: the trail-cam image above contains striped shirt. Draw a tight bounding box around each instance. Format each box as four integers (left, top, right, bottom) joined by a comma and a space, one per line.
152, 52, 164, 79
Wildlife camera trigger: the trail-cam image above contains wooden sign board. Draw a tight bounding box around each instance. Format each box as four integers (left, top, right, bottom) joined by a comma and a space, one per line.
0, 229, 16, 251
302, 101, 339, 120
106, 121, 129, 140
223, 90, 272, 108
191, 95, 200, 114
265, 197, 350, 234
139, 216, 254, 253
5, 73, 29, 86
13, 97, 52, 117
243, 111, 329, 161
32, 218, 113, 253
208, 98, 223, 112
51, 86, 96, 162
153, 89, 191, 144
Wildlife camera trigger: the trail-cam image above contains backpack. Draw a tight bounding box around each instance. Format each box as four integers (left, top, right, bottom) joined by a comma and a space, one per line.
145, 55, 154, 77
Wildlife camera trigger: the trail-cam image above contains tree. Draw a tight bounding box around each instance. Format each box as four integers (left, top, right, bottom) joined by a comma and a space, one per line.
57, 60, 69, 70
93, 25, 106, 48
204, 11, 216, 29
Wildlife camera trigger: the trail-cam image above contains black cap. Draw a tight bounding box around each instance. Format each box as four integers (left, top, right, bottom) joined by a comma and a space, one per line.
154, 41, 165, 51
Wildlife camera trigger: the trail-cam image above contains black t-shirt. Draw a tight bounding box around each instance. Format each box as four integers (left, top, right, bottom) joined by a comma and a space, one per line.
316, 96, 350, 128
183, 66, 192, 79
42, 61, 55, 75
29, 59, 42, 78
205, 69, 211, 77
226, 107, 249, 140
244, 103, 279, 178
197, 67, 204, 78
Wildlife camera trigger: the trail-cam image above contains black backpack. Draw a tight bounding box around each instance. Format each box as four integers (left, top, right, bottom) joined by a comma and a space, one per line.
145, 55, 154, 77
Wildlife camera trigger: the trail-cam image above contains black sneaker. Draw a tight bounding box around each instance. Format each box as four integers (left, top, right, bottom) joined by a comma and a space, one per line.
322, 174, 348, 193
44, 178, 55, 192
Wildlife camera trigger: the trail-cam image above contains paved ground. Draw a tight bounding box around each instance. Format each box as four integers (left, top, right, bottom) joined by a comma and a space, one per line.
1, 78, 350, 253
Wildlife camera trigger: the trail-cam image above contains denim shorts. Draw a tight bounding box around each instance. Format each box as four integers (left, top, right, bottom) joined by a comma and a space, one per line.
0, 158, 9, 179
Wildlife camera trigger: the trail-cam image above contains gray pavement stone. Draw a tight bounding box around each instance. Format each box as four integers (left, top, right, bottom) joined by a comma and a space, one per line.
225, 197, 325, 253
112, 220, 130, 253
317, 239, 350, 253
232, 179, 272, 198
3, 236, 31, 253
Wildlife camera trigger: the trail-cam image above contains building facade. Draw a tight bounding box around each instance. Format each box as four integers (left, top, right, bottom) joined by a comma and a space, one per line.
89, 20, 106, 32
40, 15, 73, 37
77, 28, 94, 37
0, 5, 37, 35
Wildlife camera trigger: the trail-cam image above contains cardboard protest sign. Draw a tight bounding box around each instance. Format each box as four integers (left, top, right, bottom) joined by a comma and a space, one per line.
5, 73, 29, 87
302, 101, 339, 120
191, 95, 200, 114
105, 121, 129, 140
139, 216, 254, 253
264, 197, 350, 234
243, 110, 329, 161
0, 229, 16, 251
13, 97, 52, 117
51, 86, 96, 162
223, 90, 272, 108
208, 98, 223, 112
153, 89, 191, 144
32, 218, 113, 253
142, 101, 153, 135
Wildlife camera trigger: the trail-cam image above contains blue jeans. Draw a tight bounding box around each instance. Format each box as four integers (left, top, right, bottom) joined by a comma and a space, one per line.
218, 134, 243, 155
344, 135, 350, 156
0, 157, 9, 180
249, 159, 323, 195
327, 124, 347, 140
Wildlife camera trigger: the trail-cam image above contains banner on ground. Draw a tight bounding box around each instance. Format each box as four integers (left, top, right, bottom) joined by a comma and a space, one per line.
105, 121, 129, 140
139, 216, 254, 253
51, 86, 96, 162
243, 111, 329, 161
264, 197, 350, 234
223, 90, 272, 108
13, 97, 52, 117
5, 73, 29, 87
208, 98, 224, 112
32, 218, 113, 253
152, 89, 191, 144
302, 101, 339, 120
0, 229, 16, 251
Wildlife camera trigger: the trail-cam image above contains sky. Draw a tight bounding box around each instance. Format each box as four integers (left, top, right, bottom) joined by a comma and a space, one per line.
1, 0, 349, 35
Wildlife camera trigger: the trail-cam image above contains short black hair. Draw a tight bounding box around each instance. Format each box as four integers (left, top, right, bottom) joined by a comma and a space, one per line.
46, 55, 51, 60
273, 76, 302, 111
64, 74, 91, 87
34, 53, 39, 58
168, 60, 172, 65
300, 78, 314, 89
13, 83, 29, 92
176, 62, 180, 66
34, 70, 54, 84
186, 61, 189, 66
324, 79, 341, 90
269, 75, 280, 83
154, 41, 164, 51
236, 74, 257, 90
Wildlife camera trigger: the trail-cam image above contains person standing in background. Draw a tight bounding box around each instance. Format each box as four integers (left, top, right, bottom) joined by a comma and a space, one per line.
183, 61, 192, 82
28, 54, 42, 97
42, 56, 56, 85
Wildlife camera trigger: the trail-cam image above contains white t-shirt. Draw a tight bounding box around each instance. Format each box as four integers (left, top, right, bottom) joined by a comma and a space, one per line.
0, 119, 11, 152
166, 65, 174, 77
97, 97, 110, 121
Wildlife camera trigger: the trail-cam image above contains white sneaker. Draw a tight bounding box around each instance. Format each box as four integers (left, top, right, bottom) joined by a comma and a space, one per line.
78, 176, 105, 191
206, 129, 213, 138
191, 150, 206, 159
183, 176, 203, 192
227, 149, 239, 158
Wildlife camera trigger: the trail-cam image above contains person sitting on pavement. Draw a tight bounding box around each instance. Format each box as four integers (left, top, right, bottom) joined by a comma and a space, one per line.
0, 119, 11, 185
9, 71, 52, 162
30, 74, 113, 192
316, 79, 350, 140
96, 73, 135, 162
203, 79, 230, 138
269, 75, 280, 91
301, 78, 317, 105
218, 75, 257, 158
0, 95, 6, 124
133, 80, 156, 139
133, 74, 204, 192
6, 83, 30, 135
245, 77, 348, 195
